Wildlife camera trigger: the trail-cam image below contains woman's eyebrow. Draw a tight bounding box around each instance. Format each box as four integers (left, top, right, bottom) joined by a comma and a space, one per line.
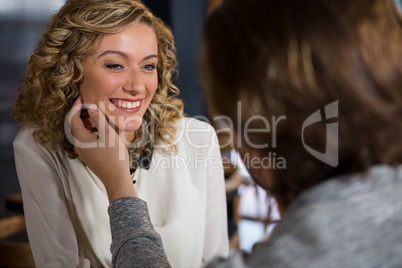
143, 54, 158, 61
98, 50, 128, 59
97, 50, 158, 61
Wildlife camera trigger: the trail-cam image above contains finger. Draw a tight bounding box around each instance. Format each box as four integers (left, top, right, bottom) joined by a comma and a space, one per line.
80, 107, 97, 133
69, 97, 86, 136
69, 97, 97, 143
87, 104, 127, 151
87, 103, 111, 141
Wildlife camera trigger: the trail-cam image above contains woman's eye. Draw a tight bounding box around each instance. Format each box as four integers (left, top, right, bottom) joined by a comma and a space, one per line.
142, 64, 156, 71
105, 64, 123, 70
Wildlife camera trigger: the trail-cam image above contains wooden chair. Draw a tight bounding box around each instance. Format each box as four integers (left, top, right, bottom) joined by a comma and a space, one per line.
0, 215, 35, 267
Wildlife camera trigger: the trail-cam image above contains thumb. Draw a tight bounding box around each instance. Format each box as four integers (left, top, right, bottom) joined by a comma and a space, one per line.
86, 104, 99, 133
87, 103, 121, 146
68, 96, 96, 144
87, 104, 107, 141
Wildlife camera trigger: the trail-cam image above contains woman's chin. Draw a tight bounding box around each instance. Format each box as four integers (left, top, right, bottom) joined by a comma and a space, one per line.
117, 122, 142, 135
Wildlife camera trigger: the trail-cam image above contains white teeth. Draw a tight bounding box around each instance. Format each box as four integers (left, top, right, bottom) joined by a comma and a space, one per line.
115, 101, 140, 109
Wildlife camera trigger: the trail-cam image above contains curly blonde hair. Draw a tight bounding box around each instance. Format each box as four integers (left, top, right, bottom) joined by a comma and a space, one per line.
13, 0, 183, 160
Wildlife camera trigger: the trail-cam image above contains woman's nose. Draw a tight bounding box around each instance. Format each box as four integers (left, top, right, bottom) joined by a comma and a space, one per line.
123, 69, 145, 93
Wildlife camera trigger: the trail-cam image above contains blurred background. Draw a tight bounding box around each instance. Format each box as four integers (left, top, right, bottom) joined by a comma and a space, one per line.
0, 0, 212, 218
0, 0, 401, 255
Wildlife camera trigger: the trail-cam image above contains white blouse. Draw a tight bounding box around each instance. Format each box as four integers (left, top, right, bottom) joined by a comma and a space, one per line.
13, 117, 229, 268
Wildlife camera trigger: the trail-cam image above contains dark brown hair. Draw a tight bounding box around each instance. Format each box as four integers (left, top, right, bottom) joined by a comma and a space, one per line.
202, 0, 402, 206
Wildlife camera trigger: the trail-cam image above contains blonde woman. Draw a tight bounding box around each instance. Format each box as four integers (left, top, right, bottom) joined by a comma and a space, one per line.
12, 0, 228, 267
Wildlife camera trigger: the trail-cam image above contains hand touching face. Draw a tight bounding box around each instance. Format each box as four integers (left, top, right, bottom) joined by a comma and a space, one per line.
69, 96, 136, 202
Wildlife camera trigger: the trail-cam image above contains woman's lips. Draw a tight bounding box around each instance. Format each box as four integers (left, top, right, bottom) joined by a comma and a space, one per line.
109, 98, 142, 112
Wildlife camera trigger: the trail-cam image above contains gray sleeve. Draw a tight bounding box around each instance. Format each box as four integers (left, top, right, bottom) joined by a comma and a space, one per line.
108, 197, 171, 268
205, 251, 248, 268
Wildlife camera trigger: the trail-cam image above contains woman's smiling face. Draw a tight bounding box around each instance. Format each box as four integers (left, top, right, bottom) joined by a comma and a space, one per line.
80, 22, 158, 137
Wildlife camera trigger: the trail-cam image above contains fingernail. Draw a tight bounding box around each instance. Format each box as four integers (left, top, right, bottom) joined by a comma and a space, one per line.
87, 104, 98, 113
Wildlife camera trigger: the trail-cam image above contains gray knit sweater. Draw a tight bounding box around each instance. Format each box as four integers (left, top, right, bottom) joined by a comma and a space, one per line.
109, 198, 171, 268
109, 165, 402, 267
